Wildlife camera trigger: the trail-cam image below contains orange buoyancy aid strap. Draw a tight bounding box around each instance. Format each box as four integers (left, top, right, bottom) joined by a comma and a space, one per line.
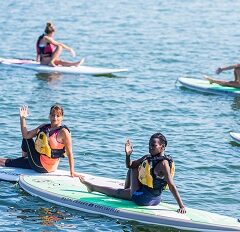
40, 154, 60, 172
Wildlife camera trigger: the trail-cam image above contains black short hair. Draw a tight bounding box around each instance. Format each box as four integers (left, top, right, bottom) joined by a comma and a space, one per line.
149, 132, 167, 147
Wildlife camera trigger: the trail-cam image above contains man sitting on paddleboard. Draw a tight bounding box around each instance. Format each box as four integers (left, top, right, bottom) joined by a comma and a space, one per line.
36, 22, 84, 67
80, 133, 186, 213
205, 63, 240, 88
0, 104, 83, 178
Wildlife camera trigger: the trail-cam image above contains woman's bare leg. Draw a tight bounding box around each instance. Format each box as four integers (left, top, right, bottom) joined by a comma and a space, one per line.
204, 75, 240, 87
79, 168, 141, 200
205, 76, 228, 85
79, 177, 131, 200
129, 168, 141, 196
51, 45, 84, 67
40, 45, 85, 67
55, 57, 85, 67
234, 68, 240, 82
50, 45, 63, 66
0, 158, 7, 166
204, 75, 215, 84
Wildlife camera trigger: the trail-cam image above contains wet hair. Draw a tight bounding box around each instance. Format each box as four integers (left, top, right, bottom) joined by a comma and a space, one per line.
50, 104, 64, 116
44, 22, 55, 34
149, 132, 167, 147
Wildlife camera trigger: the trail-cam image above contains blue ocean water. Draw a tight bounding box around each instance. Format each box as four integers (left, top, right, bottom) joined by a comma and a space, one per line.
0, 0, 239, 231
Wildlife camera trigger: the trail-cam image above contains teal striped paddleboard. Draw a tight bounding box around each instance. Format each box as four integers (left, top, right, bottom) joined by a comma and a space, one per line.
178, 77, 240, 96
19, 174, 240, 232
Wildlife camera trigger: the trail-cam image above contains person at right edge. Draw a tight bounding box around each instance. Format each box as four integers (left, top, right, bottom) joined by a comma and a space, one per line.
80, 133, 186, 213
205, 63, 240, 88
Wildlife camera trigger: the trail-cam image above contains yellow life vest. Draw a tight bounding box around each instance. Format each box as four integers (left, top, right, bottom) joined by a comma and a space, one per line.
35, 124, 68, 158
138, 159, 154, 188
138, 155, 175, 190
35, 131, 53, 157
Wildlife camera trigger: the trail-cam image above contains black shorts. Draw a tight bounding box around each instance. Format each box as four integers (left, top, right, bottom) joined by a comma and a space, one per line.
5, 139, 48, 173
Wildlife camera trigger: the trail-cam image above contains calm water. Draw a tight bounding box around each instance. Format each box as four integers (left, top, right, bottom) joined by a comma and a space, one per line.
0, 0, 240, 231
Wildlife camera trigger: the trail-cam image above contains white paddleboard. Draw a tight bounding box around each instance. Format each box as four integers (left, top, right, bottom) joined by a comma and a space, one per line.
19, 174, 240, 232
178, 77, 240, 96
0, 57, 128, 75
0, 166, 69, 182
0, 166, 124, 185
230, 132, 240, 144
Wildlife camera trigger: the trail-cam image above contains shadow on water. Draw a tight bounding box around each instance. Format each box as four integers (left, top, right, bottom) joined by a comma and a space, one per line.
35, 72, 127, 80
177, 85, 213, 96
231, 96, 240, 111
229, 141, 240, 147
94, 73, 128, 78
35, 72, 61, 82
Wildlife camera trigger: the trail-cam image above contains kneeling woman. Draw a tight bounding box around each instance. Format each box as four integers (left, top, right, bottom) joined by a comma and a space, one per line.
0, 104, 81, 178
80, 133, 186, 213
36, 22, 84, 67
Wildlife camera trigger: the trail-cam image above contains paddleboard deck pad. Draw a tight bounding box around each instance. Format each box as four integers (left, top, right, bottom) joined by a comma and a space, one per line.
230, 132, 240, 144
0, 57, 128, 75
178, 77, 240, 96
19, 175, 240, 231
